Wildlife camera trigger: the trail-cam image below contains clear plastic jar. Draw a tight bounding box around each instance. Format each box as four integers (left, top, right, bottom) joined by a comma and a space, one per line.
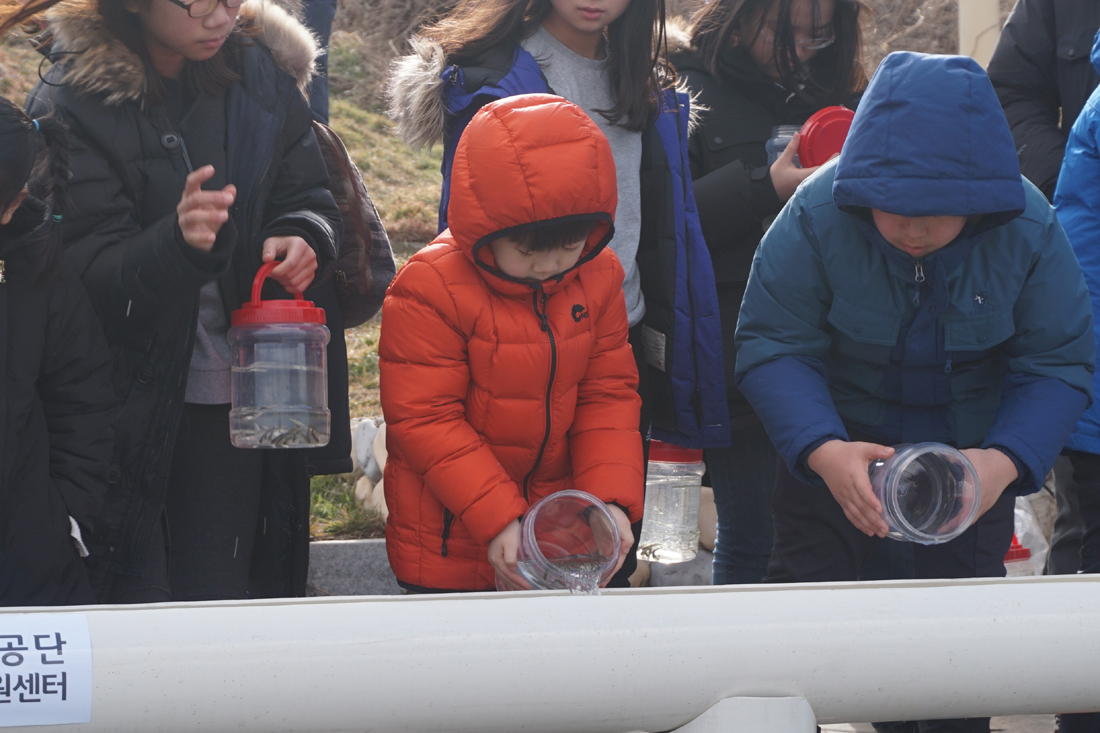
228, 262, 331, 449
766, 124, 802, 166
867, 443, 981, 545
495, 490, 621, 595
638, 441, 705, 564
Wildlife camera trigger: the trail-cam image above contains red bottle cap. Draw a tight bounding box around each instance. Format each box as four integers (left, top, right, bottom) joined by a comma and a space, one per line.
649, 440, 704, 463
1003, 534, 1032, 562
799, 105, 855, 168
230, 260, 326, 326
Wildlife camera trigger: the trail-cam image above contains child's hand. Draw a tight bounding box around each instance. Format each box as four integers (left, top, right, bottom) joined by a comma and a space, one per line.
177, 165, 236, 252
769, 132, 829, 203
600, 503, 634, 586
488, 518, 530, 590
960, 448, 1018, 519
262, 236, 318, 294
807, 439, 895, 537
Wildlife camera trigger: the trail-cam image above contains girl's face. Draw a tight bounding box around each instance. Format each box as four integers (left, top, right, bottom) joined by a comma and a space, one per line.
745, 0, 836, 82
543, 0, 633, 59
131, 0, 238, 77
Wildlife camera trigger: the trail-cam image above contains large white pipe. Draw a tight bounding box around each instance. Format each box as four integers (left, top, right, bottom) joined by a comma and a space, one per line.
958, 0, 1002, 67
2, 576, 1099, 733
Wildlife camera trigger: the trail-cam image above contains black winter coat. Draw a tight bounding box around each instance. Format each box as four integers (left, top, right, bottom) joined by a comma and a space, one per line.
26, 0, 350, 598
675, 44, 858, 428
0, 199, 115, 606
987, 0, 1100, 200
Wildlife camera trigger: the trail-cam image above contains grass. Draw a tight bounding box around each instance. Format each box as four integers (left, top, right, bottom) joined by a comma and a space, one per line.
310, 472, 387, 540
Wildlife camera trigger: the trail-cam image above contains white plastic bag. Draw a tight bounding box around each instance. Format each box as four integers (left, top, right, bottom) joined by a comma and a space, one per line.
1005, 496, 1049, 576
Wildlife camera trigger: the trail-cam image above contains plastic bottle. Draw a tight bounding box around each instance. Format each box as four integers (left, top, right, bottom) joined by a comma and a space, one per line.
867, 443, 981, 545
766, 125, 802, 166
1003, 534, 1036, 577
638, 441, 705, 564
228, 261, 331, 449
495, 490, 621, 595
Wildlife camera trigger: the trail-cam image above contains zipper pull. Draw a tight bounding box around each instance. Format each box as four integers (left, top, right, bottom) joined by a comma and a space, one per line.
944, 358, 953, 374
914, 261, 925, 283
538, 292, 550, 331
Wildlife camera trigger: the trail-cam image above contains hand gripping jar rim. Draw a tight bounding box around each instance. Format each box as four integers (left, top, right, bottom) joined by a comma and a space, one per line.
231, 260, 326, 326
514, 490, 621, 591
870, 442, 982, 545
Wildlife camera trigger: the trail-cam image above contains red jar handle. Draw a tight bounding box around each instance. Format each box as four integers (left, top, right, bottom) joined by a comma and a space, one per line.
250, 260, 305, 306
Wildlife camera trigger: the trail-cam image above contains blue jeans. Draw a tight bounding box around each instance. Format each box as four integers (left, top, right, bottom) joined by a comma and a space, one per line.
302, 0, 338, 123
705, 424, 777, 585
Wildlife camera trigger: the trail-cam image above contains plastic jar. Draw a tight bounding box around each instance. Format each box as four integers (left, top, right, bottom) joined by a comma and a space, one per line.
228, 261, 331, 449
496, 490, 621, 594
766, 125, 802, 166
867, 443, 981, 545
638, 441, 705, 564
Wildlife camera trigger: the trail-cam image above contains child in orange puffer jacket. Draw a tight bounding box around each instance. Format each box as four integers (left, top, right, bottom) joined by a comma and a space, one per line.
379, 94, 644, 592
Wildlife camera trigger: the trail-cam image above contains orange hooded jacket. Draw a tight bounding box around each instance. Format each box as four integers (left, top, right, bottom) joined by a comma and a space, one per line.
379, 94, 644, 592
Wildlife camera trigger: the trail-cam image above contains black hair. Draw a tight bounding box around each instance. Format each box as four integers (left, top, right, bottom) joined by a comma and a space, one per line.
509, 218, 598, 252
690, 0, 867, 106
0, 97, 70, 279
419, 0, 675, 131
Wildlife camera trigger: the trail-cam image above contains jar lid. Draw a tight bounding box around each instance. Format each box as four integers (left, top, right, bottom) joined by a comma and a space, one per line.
1004, 534, 1032, 562
649, 440, 704, 463
798, 105, 855, 168
230, 261, 326, 326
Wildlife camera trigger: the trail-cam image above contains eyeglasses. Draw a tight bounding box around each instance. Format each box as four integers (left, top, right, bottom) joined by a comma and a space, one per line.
166, 0, 245, 18
763, 30, 836, 51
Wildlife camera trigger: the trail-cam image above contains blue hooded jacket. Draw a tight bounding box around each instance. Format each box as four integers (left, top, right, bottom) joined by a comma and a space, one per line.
735, 52, 1094, 492
433, 46, 730, 449
1055, 30, 1100, 457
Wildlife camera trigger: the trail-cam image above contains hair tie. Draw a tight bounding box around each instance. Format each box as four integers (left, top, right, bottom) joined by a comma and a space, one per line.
31, 119, 40, 132
51, 214, 62, 222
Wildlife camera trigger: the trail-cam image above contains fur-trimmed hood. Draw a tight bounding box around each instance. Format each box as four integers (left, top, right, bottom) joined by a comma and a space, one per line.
43, 0, 318, 106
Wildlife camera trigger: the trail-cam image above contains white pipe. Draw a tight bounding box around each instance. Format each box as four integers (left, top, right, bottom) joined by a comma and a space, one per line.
3, 576, 1099, 732
958, 0, 1002, 67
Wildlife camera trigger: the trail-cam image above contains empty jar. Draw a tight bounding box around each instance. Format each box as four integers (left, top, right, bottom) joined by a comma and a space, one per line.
867, 443, 981, 545
638, 441, 705, 564
496, 490, 621, 595
228, 261, 331, 449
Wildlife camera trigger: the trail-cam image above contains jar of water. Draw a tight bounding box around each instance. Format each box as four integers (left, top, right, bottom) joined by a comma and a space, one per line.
495, 490, 621, 595
638, 441, 705, 564
868, 443, 981, 545
228, 261, 330, 449
766, 125, 802, 166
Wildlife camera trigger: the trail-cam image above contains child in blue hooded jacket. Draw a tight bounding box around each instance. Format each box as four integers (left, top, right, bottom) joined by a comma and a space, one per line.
736, 51, 1094, 733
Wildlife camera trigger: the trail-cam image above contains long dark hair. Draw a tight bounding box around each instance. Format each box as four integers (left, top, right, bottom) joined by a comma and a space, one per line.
420, 0, 674, 131
0, 0, 246, 107
0, 97, 70, 278
690, 0, 866, 106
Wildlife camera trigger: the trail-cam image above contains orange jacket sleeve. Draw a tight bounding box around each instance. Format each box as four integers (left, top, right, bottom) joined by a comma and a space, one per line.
568, 254, 645, 522
379, 259, 529, 545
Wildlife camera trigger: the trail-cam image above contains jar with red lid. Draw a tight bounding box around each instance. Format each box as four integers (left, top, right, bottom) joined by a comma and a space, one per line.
638, 441, 706, 564
227, 261, 330, 448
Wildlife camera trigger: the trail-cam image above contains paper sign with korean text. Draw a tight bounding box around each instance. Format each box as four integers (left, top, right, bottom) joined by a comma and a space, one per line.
0, 614, 92, 727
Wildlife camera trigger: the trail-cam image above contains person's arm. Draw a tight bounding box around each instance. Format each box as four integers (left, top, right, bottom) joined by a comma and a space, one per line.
982, 206, 1094, 498
568, 254, 644, 523
378, 259, 528, 546
987, 0, 1064, 199
39, 262, 118, 536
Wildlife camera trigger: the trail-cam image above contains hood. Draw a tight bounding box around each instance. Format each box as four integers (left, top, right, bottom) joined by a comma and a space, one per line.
44, 0, 317, 106
1093, 27, 1100, 73
446, 94, 617, 292
832, 52, 1025, 223
386, 36, 448, 151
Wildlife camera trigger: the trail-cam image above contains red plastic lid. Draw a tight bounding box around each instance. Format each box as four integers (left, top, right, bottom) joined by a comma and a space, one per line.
230, 261, 326, 326
649, 440, 704, 463
1004, 534, 1032, 562
799, 105, 855, 168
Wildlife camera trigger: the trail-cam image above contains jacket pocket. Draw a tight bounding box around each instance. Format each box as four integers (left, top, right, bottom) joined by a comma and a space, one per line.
1057, 28, 1096, 62
943, 311, 1015, 352
827, 296, 902, 364
702, 117, 773, 167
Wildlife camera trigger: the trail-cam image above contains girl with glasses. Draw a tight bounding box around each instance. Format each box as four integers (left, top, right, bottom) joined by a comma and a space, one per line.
670, 0, 867, 585
4, 0, 350, 604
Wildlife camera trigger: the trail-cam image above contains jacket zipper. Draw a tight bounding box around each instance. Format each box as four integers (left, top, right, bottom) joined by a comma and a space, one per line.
441, 508, 454, 557
912, 260, 925, 306
243, 95, 291, 243
521, 289, 557, 502
672, 95, 704, 429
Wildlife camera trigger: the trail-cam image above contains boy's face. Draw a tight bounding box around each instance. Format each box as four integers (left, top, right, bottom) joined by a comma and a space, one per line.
871, 209, 968, 259
489, 236, 586, 282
